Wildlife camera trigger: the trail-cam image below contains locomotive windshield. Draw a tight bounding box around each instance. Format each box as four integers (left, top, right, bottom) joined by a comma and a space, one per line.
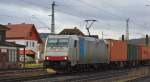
47, 38, 69, 47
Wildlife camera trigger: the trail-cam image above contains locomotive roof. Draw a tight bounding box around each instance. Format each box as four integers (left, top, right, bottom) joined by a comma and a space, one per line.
48, 35, 78, 38
47, 35, 105, 42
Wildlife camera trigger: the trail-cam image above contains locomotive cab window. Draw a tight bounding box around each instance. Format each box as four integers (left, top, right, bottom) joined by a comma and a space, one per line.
47, 38, 69, 47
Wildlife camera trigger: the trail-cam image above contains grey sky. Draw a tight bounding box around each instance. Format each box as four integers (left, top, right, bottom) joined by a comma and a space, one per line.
0, 0, 150, 39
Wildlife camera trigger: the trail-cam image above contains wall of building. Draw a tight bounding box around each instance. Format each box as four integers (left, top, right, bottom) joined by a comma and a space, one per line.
0, 46, 17, 69
6, 39, 41, 61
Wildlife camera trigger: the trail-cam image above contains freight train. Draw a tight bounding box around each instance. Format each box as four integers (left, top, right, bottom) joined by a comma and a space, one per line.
43, 35, 150, 71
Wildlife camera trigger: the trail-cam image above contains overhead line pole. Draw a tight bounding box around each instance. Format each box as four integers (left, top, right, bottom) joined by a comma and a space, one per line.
51, 1, 55, 34
102, 32, 104, 39
126, 18, 129, 40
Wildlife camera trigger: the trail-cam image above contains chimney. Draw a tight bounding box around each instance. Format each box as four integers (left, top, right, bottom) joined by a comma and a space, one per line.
122, 35, 125, 41
8, 23, 11, 25
74, 27, 77, 29
146, 34, 149, 46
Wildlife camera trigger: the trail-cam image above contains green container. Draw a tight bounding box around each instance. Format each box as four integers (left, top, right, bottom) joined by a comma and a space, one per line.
127, 44, 137, 61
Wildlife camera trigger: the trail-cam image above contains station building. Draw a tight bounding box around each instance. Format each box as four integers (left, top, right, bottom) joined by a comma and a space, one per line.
0, 24, 25, 69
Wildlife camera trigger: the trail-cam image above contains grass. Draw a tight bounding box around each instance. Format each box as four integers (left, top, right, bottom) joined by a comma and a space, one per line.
19, 63, 43, 68
25, 63, 43, 68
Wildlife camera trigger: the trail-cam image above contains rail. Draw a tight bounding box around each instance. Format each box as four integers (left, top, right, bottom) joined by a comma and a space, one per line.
1, 66, 150, 82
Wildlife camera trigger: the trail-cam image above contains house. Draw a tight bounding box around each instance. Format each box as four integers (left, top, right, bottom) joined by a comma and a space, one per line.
6, 23, 43, 62
0, 24, 25, 69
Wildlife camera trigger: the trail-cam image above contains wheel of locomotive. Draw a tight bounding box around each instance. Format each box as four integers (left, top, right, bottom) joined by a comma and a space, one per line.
132, 61, 136, 67
93, 64, 99, 71
120, 62, 125, 68
66, 65, 72, 73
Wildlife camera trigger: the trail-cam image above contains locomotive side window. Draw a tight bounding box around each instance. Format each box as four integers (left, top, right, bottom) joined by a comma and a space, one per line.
58, 39, 69, 46
74, 40, 77, 48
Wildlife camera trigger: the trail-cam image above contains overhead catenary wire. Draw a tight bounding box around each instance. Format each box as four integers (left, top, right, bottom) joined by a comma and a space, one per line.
18, 2, 128, 33
15, 0, 136, 26
12, 0, 150, 30
31, 15, 50, 28
96, 0, 150, 30
0, 14, 30, 23
1, 0, 149, 37
57, 0, 150, 36
78, 0, 126, 20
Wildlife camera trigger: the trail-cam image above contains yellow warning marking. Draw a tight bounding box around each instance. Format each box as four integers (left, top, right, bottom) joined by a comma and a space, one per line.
58, 77, 65, 81
46, 68, 56, 74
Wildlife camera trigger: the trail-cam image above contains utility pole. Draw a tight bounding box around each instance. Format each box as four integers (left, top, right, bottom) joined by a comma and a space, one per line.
102, 32, 104, 39
51, 1, 55, 34
126, 18, 129, 40
84, 20, 97, 36
146, 34, 149, 46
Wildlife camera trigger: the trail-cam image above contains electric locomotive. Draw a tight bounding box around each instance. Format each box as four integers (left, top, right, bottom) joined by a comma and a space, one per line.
43, 35, 109, 70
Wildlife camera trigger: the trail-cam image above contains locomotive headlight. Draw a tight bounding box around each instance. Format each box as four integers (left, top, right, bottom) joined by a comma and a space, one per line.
46, 57, 49, 60
64, 57, 67, 60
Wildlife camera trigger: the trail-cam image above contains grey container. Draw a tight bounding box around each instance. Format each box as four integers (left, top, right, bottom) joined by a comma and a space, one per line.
127, 44, 138, 61
78, 37, 109, 64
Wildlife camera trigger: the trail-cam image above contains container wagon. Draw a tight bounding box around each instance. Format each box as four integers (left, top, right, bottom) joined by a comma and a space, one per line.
136, 45, 150, 64
127, 44, 138, 66
106, 39, 127, 67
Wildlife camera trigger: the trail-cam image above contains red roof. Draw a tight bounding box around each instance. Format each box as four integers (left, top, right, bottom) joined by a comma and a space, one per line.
18, 50, 35, 55
6, 23, 42, 43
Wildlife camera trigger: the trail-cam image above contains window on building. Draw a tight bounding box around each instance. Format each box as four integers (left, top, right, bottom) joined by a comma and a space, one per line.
11, 50, 14, 62
30, 41, 32, 47
0, 31, 2, 41
9, 49, 13, 63
26, 41, 28, 46
32, 42, 34, 47
8, 49, 11, 62
0, 35, 2, 41
13, 49, 16, 62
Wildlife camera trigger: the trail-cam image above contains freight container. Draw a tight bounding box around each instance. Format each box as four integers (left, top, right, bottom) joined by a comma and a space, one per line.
136, 45, 150, 60
127, 44, 138, 61
107, 39, 127, 62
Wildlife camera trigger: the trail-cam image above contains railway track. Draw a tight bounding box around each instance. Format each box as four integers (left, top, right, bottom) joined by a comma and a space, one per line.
62, 66, 150, 82
1, 66, 150, 82
0, 68, 118, 82
55, 69, 130, 82
19, 69, 129, 82
0, 68, 43, 74
0, 67, 50, 82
